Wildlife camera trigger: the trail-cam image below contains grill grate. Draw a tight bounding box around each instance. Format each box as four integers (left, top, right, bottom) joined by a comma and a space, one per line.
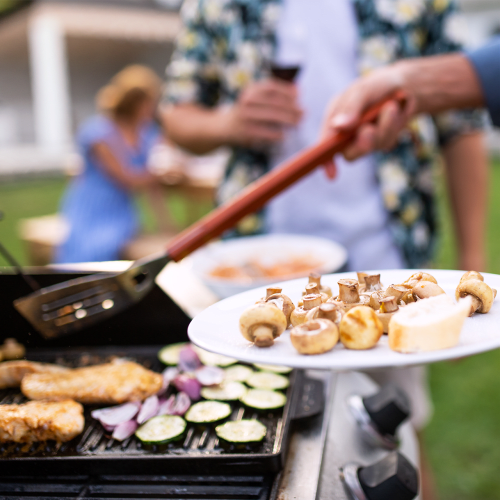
0, 474, 277, 499
0, 346, 322, 476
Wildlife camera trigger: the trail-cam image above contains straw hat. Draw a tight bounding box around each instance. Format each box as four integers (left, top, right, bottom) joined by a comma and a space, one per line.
96, 65, 162, 114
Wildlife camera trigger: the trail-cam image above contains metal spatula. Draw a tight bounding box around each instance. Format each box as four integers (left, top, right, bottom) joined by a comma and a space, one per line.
14, 92, 406, 339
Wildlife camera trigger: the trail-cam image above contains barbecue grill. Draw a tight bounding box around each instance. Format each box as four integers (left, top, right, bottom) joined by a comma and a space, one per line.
0, 267, 421, 500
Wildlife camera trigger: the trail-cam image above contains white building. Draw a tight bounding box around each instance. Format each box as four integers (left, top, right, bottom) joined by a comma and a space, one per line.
0, 0, 181, 176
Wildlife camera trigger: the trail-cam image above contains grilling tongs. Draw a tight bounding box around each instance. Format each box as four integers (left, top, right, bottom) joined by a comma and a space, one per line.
14, 92, 406, 339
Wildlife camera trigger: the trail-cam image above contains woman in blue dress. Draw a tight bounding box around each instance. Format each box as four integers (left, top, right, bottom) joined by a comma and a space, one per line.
56, 65, 164, 263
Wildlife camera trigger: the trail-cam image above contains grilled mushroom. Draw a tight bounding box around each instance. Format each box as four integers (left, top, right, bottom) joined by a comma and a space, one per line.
459, 271, 484, 284
330, 279, 368, 311
369, 291, 386, 310
404, 272, 438, 287
361, 274, 383, 294
290, 294, 323, 327
301, 283, 329, 303
266, 293, 295, 327
385, 285, 408, 304
412, 281, 446, 300
257, 286, 283, 304
307, 273, 332, 298
306, 302, 343, 324
239, 303, 287, 347
290, 319, 339, 355
376, 296, 399, 334
455, 273, 496, 316
339, 305, 383, 350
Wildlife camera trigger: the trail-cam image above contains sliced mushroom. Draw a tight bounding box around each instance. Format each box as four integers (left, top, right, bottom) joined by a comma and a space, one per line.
239, 303, 287, 347
455, 278, 495, 316
330, 279, 369, 311
290, 294, 323, 327
290, 318, 339, 355
306, 302, 343, 324
412, 281, 446, 300
376, 296, 399, 334
308, 273, 332, 298
266, 293, 295, 327
339, 305, 383, 350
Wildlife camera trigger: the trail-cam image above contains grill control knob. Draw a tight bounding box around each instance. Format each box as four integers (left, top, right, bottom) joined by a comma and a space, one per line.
341, 452, 419, 500
348, 384, 410, 449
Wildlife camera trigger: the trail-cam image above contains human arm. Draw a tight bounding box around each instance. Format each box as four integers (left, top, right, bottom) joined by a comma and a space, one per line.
321, 53, 485, 160
92, 142, 157, 191
442, 132, 488, 271
162, 79, 302, 155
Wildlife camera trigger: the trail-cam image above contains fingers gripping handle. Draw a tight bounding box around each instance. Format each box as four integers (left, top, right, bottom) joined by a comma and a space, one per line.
167, 91, 407, 262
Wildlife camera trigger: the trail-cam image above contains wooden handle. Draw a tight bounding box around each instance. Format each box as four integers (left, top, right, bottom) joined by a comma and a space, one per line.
167, 91, 406, 261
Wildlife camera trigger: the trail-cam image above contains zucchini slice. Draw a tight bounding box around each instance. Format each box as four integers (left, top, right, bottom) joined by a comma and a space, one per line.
247, 371, 290, 390
216, 419, 267, 444
192, 346, 237, 367
240, 389, 287, 410
253, 363, 293, 374
185, 401, 232, 424
135, 415, 186, 444
201, 381, 247, 401
224, 365, 254, 383
158, 342, 188, 365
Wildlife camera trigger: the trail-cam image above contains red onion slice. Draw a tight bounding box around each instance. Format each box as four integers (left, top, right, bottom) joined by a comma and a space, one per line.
158, 367, 179, 396
136, 395, 160, 424
178, 345, 201, 372
158, 395, 176, 416
195, 366, 224, 386
173, 391, 191, 416
112, 419, 138, 441
174, 374, 201, 401
91, 401, 141, 427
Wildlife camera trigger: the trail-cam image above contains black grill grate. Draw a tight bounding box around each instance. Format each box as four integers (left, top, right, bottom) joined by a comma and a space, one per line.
0, 346, 321, 476
0, 474, 277, 499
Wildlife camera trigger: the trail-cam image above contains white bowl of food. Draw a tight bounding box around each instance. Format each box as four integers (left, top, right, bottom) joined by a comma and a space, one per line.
189, 234, 347, 299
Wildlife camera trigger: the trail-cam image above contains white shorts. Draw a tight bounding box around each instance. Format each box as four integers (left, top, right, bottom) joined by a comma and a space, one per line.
363, 365, 433, 431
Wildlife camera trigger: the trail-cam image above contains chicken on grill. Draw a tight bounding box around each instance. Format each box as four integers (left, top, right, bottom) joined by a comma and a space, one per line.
21, 359, 162, 404
0, 400, 84, 443
0, 360, 69, 389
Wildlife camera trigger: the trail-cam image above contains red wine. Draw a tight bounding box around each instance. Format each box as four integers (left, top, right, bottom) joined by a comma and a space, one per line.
271, 65, 301, 82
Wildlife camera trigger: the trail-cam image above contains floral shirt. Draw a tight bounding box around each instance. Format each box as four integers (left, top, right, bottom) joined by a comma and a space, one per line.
164, 0, 484, 267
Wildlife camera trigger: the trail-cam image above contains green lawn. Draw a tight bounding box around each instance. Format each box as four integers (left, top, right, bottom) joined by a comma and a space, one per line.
1, 160, 500, 499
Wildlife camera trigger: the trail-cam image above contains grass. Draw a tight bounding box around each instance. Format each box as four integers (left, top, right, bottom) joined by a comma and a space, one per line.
1, 159, 500, 499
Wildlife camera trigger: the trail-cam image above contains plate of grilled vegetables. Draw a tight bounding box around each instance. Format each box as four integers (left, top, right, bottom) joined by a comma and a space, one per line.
188, 269, 500, 370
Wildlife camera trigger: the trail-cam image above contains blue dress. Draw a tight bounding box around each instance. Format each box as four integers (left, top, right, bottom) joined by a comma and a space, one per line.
55, 115, 160, 263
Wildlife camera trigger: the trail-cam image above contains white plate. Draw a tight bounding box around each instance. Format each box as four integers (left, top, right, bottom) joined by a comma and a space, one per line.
188, 269, 500, 371
189, 234, 347, 299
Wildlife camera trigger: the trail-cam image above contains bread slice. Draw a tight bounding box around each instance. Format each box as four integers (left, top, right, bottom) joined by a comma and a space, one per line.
389, 295, 472, 353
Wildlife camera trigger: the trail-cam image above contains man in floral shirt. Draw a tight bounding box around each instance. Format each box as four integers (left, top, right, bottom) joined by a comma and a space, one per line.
163, 0, 487, 272
163, 2, 487, 497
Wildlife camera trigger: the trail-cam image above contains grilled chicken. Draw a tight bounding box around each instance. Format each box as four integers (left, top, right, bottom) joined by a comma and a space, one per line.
21, 359, 162, 404
0, 400, 84, 443
0, 360, 69, 389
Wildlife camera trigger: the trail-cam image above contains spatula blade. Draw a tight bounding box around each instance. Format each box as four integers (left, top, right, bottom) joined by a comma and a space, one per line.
13, 273, 135, 339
